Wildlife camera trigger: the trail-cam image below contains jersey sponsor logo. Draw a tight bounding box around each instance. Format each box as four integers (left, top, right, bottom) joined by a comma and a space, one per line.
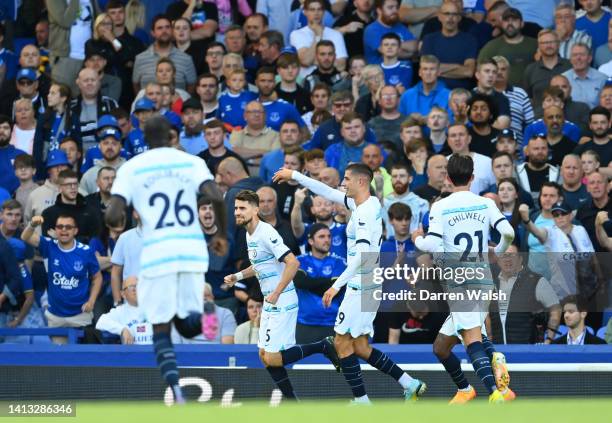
73, 260, 83, 272
52, 272, 80, 289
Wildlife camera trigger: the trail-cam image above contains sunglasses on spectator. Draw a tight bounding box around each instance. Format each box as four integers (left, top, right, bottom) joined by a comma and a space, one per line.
18, 79, 35, 86
552, 211, 570, 218
55, 224, 76, 230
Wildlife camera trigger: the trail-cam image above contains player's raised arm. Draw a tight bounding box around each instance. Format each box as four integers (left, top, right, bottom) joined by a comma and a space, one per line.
199, 180, 229, 256
273, 168, 347, 205
267, 252, 300, 305
518, 204, 548, 244
105, 195, 127, 229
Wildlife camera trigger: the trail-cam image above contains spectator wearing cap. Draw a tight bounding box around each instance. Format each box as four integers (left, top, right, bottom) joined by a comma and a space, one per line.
420, 1, 478, 90
0, 68, 45, 121
132, 15, 197, 94
276, 50, 314, 115
80, 114, 128, 174
303, 41, 351, 94
573, 106, 612, 170
24, 149, 70, 223
83, 49, 121, 103
125, 98, 154, 157
399, 55, 450, 119
363, 0, 416, 65
180, 98, 210, 156
562, 43, 607, 108
493, 55, 534, 147
290, 0, 348, 77
552, 295, 607, 345
33, 82, 72, 180
17, 44, 51, 98
524, 29, 572, 108
478, 8, 537, 89
79, 127, 125, 196
495, 128, 519, 158
333, 0, 374, 57
516, 136, 560, 203
68, 67, 118, 154
0, 115, 27, 195
294, 223, 344, 343
521, 199, 595, 299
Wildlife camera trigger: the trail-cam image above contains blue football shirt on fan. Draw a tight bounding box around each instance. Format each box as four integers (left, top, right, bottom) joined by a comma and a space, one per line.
261, 100, 306, 132
39, 237, 100, 317
125, 127, 148, 157
382, 61, 413, 90
218, 90, 258, 130
301, 222, 347, 262
297, 254, 344, 327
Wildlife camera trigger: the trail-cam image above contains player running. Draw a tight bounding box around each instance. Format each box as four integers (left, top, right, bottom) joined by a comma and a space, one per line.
223, 190, 339, 401
413, 154, 515, 404
105, 116, 227, 404
273, 164, 426, 404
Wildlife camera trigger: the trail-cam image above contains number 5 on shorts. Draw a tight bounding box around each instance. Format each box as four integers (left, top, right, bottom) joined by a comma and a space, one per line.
336, 312, 345, 326
265, 328, 271, 342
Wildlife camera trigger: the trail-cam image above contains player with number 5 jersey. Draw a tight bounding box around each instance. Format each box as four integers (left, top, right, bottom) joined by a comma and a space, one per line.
105, 116, 228, 405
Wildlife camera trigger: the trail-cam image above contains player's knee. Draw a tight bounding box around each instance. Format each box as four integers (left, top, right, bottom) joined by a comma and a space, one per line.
433, 339, 450, 359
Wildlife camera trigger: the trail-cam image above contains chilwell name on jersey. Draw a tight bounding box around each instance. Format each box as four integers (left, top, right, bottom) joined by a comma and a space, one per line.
442, 205, 488, 226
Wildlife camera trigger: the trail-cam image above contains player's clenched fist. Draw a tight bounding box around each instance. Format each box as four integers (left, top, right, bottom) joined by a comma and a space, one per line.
272, 168, 294, 184
322, 287, 338, 308
223, 273, 237, 287
30, 216, 44, 227
518, 204, 530, 222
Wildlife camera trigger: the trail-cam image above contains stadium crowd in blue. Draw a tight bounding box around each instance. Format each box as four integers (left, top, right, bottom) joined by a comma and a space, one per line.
0, 0, 612, 346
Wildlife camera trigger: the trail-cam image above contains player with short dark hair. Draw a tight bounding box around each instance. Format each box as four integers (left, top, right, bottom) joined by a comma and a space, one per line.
223, 189, 339, 401
273, 163, 426, 404
413, 154, 515, 404
105, 116, 227, 404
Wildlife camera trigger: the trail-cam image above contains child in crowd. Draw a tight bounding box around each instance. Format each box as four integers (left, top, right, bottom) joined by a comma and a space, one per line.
13, 154, 37, 209
217, 68, 257, 132
125, 98, 155, 156
581, 150, 600, 184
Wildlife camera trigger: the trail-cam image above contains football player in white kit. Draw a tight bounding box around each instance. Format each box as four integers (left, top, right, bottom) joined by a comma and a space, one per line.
223, 190, 339, 400
105, 116, 227, 404
274, 163, 426, 404
413, 154, 515, 404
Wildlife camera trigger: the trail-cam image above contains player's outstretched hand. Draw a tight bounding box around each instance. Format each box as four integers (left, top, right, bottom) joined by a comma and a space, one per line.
30, 216, 44, 227
322, 287, 338, 308
266, 290, 280, 305
223, 274, 237, 287
518, 204, 530, 222
272, 168, 295, 184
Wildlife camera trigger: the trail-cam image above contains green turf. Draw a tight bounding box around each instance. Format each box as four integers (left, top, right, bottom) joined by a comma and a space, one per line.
5, 399, 612, 423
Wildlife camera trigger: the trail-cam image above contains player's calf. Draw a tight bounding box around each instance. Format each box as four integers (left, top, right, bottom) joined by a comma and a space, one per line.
260, 349, 297, 401
152, 325, 184, 404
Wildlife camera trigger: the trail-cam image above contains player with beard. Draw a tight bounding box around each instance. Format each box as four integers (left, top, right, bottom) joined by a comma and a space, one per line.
224, 190, 340, 401
291, 189, 347, 261
382, 163, 429, 238
467, 94, 499, 158
477, 8, 538, 88
363, 0, 416, 64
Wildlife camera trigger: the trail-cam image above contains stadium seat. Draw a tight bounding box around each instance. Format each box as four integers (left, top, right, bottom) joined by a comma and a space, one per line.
596, 327, 608, 340
554, 325, 568, 339
586, 326, 594, 335
602, 309, 612, 327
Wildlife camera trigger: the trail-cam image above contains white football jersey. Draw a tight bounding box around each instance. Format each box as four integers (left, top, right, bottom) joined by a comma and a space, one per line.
427, 191, 506, 257
246, 221, 298, 309
344, 195, 383, 291
111, 147, 213, 277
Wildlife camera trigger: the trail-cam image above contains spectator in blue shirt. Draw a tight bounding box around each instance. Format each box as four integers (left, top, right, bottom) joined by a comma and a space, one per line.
379, 32, 413, 93
260, 120, 302, 183
125, 97, 154, 156
21, 214, 102, 344
0, 236, 21, 338
575, 0, 611, 50
217, 68, 258, 132
0, 115, 27, 195
363, 0, 416, 64
295, 223, 344, 343
400, 55, 450, 118
421, 1, 478, 90
0, 23, 18, 81
324, 112, 375, 176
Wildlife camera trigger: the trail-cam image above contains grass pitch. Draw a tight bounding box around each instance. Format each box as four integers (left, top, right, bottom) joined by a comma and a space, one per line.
9, 399, 612, 423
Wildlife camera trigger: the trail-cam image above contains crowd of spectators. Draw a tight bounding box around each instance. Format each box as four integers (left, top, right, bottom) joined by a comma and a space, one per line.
1, 0, 612, 346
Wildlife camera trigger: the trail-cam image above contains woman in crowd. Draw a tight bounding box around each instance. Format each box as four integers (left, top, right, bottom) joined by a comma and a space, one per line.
10, 99, 36, 155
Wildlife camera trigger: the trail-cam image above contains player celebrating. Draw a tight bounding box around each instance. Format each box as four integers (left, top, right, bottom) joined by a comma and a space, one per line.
105, 116, 227, 404
273, 164, 426, 404
224, 190, 339, 400
412, 154, 515, 404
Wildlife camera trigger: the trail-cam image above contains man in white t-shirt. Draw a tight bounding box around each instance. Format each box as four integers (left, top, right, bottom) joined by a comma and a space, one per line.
290, 0, 348, 77
446, 123, 496, 195
105, 116, 228, 404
